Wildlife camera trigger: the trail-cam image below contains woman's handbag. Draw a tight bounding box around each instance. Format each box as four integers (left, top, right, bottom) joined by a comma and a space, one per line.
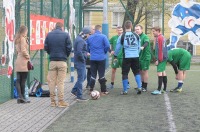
27, 61, 34, 70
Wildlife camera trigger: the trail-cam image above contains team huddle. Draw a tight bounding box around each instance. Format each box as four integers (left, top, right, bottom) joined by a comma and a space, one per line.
71, 20, 191, 101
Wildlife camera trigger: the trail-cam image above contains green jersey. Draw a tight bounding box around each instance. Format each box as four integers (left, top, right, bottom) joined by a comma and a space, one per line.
168, 48, 190, 63
139, 33, 151, 60
110, 35, 123, 58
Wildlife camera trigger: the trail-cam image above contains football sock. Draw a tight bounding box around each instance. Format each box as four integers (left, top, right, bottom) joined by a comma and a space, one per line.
142, 81, 144, 88
122, 79, 128, 92
177, 81, 183, 88
111, 82, 114, 85
135, 74, 141, 88
163, 76, 167, 91
158, 76, 163, 91
143, 82, 147, 89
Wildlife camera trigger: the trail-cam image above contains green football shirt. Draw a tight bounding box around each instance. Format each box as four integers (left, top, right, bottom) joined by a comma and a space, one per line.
139, 33, 151, 60
168, 48, 189, 63
110, 35, 123, 59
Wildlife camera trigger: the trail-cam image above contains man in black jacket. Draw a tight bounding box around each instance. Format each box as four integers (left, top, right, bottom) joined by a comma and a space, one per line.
45, 22, 72, 107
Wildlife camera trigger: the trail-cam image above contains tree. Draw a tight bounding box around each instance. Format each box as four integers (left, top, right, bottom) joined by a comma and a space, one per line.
84, 0, 161, 30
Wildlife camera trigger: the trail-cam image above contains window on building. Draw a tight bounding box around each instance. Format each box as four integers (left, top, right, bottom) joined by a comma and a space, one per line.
152, 11, 161, 27
112, 12, 124, 28
84, 11, 90, 26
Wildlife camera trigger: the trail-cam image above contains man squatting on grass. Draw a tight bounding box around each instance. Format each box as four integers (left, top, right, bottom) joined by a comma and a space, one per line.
168, 48, 191, 92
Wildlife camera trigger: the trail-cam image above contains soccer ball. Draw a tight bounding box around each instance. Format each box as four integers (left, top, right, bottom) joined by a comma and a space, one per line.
90, 90, 100, 100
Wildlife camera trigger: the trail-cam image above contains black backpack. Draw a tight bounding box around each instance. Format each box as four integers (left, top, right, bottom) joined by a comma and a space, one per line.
29, 78, 50, 97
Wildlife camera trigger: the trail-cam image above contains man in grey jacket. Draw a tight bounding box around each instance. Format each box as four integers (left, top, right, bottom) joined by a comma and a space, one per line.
71, 27, 91, 101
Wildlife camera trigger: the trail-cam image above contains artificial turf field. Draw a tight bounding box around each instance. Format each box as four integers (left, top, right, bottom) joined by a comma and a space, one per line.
45, 64, 200, 132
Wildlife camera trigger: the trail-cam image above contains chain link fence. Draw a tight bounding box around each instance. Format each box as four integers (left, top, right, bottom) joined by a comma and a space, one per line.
0, 0, 80, 103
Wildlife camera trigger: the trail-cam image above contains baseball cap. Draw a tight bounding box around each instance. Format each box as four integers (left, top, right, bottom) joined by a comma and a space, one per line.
82, 27, 91, 34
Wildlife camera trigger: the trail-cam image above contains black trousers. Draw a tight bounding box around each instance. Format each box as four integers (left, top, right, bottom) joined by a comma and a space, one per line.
122, 57, 140, 80
90, 60, 107, 92
16, 72, 28, 99
86, 68, 91, 86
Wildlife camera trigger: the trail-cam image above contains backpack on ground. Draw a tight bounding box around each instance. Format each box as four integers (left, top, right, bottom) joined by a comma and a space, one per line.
29, 78, 50, 97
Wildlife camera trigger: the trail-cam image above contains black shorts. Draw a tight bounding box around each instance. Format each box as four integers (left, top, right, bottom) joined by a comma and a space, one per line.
122, 57, 140, 75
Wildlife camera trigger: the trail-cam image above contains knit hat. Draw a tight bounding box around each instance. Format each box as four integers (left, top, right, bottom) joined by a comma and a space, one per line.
82, 27, 91, 34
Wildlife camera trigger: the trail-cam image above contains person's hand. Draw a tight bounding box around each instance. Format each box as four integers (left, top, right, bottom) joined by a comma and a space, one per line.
155, 60, 158, 66
110, 51, 114, 55
140, 47, 144, 50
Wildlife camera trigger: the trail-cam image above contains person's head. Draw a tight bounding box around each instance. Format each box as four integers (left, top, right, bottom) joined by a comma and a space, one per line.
152, 26, 161, 37
90, 25, 95, 34
95, 25, 102, 32
124, 20, 133, 30
55, 22, 64, 30
116, 26, 123, 36
135, 25, 143, 35
14, 25, 28, 44
80, 27, 91, 39
181, 0, 193, 3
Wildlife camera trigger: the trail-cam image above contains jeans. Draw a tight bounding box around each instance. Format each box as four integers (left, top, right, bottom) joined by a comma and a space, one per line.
72, 64, 86, 99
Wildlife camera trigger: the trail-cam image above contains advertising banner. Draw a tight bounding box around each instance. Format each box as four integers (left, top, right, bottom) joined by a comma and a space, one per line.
30, 14, 64, 50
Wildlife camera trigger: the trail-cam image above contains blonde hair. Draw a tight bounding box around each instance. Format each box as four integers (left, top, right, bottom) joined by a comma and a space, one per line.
14, 25, 27, 44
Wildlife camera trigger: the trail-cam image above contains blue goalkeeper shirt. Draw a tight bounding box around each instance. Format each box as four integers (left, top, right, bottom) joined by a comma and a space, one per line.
114, 31, 140, 58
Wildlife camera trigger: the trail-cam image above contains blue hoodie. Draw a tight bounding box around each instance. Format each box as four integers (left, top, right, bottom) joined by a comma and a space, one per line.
87, 30, 110, 61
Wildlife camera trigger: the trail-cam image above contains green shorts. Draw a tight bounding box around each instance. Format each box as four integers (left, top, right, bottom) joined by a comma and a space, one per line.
179, 52, 191, 70
140, 59, 150, 70
157, 60, 167, 72
111, 57, 123, 68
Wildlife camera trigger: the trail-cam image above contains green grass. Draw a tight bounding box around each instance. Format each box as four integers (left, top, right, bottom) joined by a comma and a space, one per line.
45, 65, 200, 132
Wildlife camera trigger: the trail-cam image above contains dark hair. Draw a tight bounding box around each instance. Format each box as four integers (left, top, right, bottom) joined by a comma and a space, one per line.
135, 25, 143, 29
56, 22, 64, 28
14, 25, 27, 44
124, 20, 132, 29
95, 25, 101, 30
152, 26, 161, 32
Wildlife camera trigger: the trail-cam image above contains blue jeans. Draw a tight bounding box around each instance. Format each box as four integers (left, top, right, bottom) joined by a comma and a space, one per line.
71, 64, 86, 99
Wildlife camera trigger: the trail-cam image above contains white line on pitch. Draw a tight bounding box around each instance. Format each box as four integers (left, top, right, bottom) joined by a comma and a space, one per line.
164, 93, 177, 132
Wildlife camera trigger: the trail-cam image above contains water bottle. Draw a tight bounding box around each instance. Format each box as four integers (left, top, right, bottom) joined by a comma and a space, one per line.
24, 85, 29, 100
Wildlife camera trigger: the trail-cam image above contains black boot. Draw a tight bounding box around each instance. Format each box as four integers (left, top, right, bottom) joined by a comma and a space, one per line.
17, 98, 28, 104
90, 78, 96, 92
98, 78, 108, 93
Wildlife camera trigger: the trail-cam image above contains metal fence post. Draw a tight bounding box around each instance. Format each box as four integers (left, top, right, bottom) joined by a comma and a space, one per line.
102, 0, 109, 69
79, 0, 83, 33
40, 0, 44, 84
162, 0, 165, 35
27, 0, 30, 86
60, 0, 62, 18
